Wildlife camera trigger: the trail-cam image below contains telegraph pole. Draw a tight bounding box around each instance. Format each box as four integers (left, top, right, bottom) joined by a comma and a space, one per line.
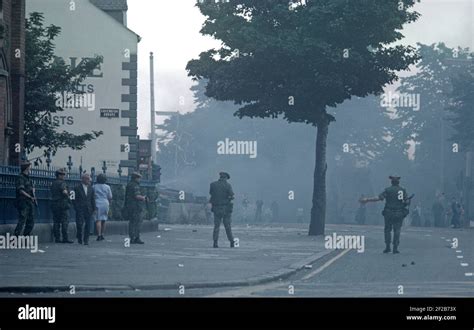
150, 52, 157, 164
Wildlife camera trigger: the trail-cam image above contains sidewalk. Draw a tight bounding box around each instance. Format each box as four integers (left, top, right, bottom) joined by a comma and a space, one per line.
0, 224, 331, 293
0, 220, 159, 243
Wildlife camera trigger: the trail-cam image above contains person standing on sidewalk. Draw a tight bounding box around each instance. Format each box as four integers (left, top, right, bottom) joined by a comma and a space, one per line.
360, 175, 411, 254
124, 172, 148, 244
51, 168, 73, 244
93, 174, 112, 241
73, 173, 95, 245
209, 172, 235, 248
255, 200, 264, 223
432, 195, 445, 227
14, 162, 36, 236
449, 197, 461, 228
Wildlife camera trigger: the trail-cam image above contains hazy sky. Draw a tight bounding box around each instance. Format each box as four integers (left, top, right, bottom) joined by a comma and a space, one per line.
127, 0, 473, 139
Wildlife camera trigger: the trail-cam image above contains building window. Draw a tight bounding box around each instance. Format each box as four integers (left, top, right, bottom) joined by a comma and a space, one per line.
0, 0, 3, 22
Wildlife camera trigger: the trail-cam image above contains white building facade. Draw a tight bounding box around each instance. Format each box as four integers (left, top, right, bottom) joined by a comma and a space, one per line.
26, 0, 140, 174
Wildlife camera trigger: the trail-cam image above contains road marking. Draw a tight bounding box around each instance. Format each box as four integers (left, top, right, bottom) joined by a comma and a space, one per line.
456, 250, 462, 253
441, 237, 445, 239
207, 280, 289, 297
302, 249, 351, 280
208, 250, 351, 297
457, 256, 464, 259
465, 273, 473, 277
460, 263, 469, 267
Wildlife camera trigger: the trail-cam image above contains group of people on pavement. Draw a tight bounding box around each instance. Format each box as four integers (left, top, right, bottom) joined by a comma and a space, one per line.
409, 196, 464, 229
14, 162, 234, 249
429, 195, 464, 228
13, 162, 149, 245
239, 197, 280, 223
49, 168, 113, 245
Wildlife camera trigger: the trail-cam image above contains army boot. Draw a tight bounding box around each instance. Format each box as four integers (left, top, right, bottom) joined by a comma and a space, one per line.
383, 245, 391, 253
392, 245, 400, 254
230, 241, 235, 248
213, 241, 218, 248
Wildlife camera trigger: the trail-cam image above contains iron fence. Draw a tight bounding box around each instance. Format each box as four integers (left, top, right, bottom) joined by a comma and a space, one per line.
0, 165, 158, 225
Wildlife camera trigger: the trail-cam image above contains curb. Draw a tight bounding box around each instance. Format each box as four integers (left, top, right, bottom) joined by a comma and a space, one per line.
0, 249, 337, 294
0, 220, 159, 243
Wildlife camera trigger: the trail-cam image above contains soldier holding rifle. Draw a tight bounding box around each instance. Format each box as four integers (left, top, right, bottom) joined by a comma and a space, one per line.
14, 162, 36, 236
124, 172, 148, 244
360, 175, 413, 254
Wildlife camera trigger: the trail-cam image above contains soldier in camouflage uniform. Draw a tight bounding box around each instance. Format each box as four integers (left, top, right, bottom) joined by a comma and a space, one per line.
124, 172, 148, 244
360, 175, 411, 254
209, 172, 235, 248
50, 168, 73, 243
14, 162, 36, 236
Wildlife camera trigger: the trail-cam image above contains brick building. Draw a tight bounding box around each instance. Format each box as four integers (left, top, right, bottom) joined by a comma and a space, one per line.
0, 0, 25, 165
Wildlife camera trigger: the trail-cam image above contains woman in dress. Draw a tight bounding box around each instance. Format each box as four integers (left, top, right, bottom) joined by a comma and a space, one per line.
93, 174, 112, 241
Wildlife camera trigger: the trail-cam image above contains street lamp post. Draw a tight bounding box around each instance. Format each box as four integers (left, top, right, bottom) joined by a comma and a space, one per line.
45, 151, 51, 171
118, 164, 123, 180
67, 156, 73, 177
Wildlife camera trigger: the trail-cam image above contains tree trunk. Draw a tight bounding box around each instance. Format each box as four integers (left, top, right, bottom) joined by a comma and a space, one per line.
309, 120, 329, 236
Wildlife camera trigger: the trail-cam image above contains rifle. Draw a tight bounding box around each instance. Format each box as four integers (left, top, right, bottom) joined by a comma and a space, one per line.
144, 195, 150, 219
32, 189, 40, 216
405, 194, 415, 205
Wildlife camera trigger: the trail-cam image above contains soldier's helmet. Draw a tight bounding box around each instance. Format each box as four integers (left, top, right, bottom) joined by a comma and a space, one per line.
388, 174, 401, 180
55, 168, 67, 176
219, 172, 230, 180
131, 172, 142, 179
20, 162, 31, 171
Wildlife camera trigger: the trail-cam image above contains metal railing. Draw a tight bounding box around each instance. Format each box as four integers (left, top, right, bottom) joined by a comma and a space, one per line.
0, 165, 158, 225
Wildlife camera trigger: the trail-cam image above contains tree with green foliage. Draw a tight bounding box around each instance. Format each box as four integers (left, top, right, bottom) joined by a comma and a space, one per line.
446, 55, 474, 151
392, 43, 471, 194
158, 80, 392, 181
445, 54, 474, 226
25, 12, 103, 158
187, 0, 420, 235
